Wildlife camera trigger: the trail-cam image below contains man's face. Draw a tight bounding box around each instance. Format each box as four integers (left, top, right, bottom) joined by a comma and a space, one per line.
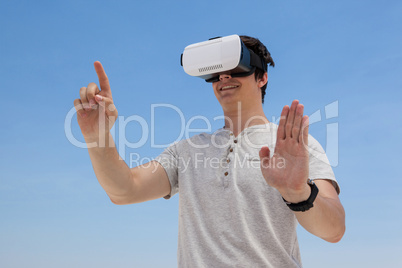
212, 71, 267, 110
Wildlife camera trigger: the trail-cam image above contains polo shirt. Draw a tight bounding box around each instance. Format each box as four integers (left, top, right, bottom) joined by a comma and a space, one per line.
155, 122, 339, 268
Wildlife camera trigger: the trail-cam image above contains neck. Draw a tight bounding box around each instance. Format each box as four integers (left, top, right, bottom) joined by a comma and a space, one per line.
223, 101, 269, 136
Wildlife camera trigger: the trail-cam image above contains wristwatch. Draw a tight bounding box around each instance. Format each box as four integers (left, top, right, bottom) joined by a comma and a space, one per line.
283, 179, 319, 212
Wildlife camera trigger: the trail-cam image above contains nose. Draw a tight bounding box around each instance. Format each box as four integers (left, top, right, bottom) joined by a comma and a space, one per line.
219, 73, 232, 81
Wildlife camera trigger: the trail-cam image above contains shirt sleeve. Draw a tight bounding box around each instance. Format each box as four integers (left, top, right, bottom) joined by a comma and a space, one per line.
154, 143, 180, 199
307, 135, 340, 194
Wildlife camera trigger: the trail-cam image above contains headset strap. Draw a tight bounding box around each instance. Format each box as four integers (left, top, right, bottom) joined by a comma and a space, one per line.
249, 49, 267, 72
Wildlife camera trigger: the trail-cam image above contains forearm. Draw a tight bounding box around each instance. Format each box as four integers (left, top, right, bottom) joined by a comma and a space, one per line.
85, 133, 134, 203
294, 187, 345, 243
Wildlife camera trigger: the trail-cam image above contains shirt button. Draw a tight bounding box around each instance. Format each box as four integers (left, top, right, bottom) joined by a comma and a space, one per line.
234, 140, 238, 143
226, 159, 230, 163
230, 133, 234, 136
229, 148, 233, 152
224, 172, 229, 176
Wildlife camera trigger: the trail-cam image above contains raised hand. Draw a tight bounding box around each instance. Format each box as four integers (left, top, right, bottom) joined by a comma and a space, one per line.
74, 61, 118, 143
259, 100, 311, 203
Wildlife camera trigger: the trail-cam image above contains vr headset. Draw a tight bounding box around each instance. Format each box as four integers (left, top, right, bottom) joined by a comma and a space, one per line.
180, 34, 267, 83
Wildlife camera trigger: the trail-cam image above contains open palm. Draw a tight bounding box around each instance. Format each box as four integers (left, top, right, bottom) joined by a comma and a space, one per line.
259, 100, 310, 203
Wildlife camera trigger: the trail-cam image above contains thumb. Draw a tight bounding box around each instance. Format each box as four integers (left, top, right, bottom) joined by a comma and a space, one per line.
259, 146, 271, 160
95, 94, 118, 117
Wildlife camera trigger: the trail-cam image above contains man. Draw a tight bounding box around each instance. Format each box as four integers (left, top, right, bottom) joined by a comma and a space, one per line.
74, 35, 345, 267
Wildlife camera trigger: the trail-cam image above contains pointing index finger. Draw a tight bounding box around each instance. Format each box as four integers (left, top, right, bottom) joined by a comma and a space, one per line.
94, 61, 111, 93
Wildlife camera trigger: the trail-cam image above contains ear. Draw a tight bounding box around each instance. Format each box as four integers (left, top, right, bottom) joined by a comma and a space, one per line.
258, 72, 268, 88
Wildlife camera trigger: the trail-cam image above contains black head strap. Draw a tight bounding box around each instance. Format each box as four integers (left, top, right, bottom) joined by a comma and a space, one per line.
249, 49, 267, 72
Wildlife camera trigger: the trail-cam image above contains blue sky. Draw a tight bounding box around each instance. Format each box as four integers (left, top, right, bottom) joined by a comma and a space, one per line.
1, 0, 401, 267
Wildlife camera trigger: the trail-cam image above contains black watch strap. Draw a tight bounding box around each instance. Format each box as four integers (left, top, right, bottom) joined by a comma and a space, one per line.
283, 180, 319, 212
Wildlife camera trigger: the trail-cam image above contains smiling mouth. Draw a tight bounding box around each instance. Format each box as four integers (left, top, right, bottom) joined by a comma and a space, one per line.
220, 85, 239, 91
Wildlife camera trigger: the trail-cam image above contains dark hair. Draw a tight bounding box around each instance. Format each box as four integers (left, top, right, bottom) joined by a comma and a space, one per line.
240, 35, 275, 104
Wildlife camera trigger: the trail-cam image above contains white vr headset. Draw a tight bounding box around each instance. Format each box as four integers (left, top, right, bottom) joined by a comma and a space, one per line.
181, 34, 267, 83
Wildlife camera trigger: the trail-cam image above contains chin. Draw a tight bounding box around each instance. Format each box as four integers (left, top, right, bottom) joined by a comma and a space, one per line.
219, 98, 242, 109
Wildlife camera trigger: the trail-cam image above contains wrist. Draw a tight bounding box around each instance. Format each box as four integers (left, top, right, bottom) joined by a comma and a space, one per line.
84, 131, 113, 148
282, 179, 319, 212
280, 183, 311, 203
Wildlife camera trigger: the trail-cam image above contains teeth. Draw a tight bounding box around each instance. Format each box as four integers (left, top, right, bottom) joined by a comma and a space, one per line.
221, 85, 238, 90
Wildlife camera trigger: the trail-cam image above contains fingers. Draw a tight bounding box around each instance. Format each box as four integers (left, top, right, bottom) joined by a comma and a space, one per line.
300, 115, 309, 146
292, 104, 304, 142
95, 94, 118, 118
74, 98, 87, 118
277, 105, 289, 140
86, 82, 100, 108
94, 61, 111, 94
79, 83, 100, 111
79, 87, 90, 110
76, 62, 116, 118
285, 100, 299, 139
279, 100, 306, 143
